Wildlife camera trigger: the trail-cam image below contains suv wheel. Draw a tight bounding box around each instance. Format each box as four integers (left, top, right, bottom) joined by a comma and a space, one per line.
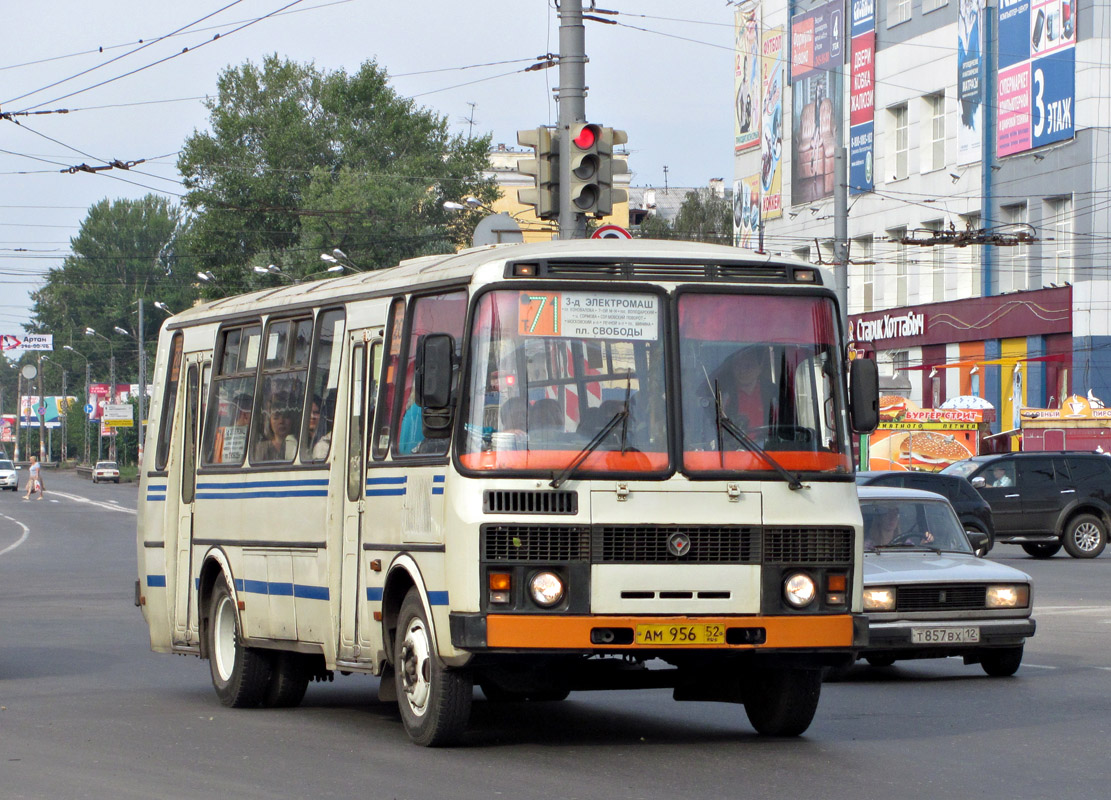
1021, 542, 1062, 558
1062, 514, 1107, 559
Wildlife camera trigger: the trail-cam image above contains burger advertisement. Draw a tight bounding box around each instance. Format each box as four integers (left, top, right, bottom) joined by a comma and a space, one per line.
867, 395, 981, 472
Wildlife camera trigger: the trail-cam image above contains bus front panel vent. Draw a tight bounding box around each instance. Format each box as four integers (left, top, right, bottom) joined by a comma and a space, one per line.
483, 490, 579, 515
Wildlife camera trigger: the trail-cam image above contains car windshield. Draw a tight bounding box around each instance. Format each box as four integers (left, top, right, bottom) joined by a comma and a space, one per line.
0, 460, 13, 470
458, 288, 668, 476
861, 499, 973, 553
941, 459, 981, 478
677, 292, 851, 475
97, 462, 118, 469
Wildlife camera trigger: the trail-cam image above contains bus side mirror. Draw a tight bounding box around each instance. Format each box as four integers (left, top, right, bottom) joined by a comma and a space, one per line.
849, 358, 879, 433
417, 332, 455, 438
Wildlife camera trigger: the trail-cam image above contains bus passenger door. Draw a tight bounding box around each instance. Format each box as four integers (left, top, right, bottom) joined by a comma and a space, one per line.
173, 360, 202, 645
339, 333, 380, 661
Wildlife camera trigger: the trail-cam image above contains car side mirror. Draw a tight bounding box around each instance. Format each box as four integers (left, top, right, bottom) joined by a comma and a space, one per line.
965, 530, 989, 555
971, 476, 986, 488
849, 357, 879, 433
416, 332, 455, 439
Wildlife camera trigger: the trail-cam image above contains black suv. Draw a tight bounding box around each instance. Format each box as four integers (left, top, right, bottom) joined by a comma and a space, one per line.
855, 471, 996, 556
943, 452, 1111, 558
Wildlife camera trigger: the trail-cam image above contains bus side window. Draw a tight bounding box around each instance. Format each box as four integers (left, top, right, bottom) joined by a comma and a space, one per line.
366, 340, 383, 462
299, 309, 346, 463
201, 324, 261, 466
393, 290, 467, 457
372, 298, 406, 460
250, 316, 313, 465
154, 333, 183, 472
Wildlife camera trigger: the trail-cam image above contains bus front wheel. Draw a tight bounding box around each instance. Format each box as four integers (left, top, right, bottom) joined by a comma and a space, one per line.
207, 577, 272, 708
394, 589, 472, 746
743, 668, 822, 737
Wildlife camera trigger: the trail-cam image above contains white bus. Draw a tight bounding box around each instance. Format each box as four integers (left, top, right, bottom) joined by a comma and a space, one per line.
137, 239, 878, 745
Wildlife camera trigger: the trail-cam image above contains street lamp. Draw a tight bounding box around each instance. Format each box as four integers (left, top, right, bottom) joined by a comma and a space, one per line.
152, 301, 173, 314
63, 345, 91, 465
40, 354, 67, 462
196, 271, 216, 283
113, 314, 149, 466
85, 327, 116, 460
318, 253, 354, 273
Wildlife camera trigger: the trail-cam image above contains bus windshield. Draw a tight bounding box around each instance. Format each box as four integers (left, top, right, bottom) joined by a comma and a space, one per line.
458, 288, 669, 474
677, 292, 851, 475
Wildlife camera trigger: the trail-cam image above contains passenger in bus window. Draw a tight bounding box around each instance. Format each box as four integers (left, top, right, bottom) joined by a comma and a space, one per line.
255, 393, 299, 462
311, 393, 335, 459
530, 398, 563, 431
721, 345, 777, 429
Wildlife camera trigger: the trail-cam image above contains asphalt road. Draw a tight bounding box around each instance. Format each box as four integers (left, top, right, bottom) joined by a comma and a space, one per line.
2, 471, 1109, 800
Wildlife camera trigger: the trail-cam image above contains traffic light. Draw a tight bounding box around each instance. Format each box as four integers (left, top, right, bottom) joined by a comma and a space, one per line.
567, 122, 602, 216
596, 127, 629, 217
517, 127, 559, 220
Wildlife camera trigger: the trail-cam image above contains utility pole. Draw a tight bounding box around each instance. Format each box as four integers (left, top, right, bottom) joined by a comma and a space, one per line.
981, 0, 997, 297
14, 372, 20, 462
833, 146, 849, 329
109, 352, 116, 462
37, 355, 45, 461
137, 298, 146, 465
557, 0, 587, 240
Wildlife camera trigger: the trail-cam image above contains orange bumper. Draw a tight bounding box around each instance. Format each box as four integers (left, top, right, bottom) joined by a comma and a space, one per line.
485, 614, 856, 650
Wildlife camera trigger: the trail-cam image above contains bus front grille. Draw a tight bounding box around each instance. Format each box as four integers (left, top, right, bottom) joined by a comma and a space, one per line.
762, 527, 854, 564
483, 489, 578, 515
595, 525, 761, 563
483, 524, 591, 561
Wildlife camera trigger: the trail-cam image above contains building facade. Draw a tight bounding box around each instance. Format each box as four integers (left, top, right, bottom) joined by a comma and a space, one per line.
733, 0, 1111, 437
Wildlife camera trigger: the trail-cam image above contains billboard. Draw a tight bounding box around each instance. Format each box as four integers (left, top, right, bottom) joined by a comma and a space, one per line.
849, 0, 876, 194
0, 333, 53, 352
734, 7, 761, 154
88, 384, 133, 420
791, 0, 845, 205
734, 174, 762, 249
18, 395, 75, 429
958, 0, 984, 164
760, 26, 786, 220
997, 0, 1076, 157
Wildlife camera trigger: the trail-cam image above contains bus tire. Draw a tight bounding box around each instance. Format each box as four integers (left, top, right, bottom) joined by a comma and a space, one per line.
207, 577, 272, 708
264, 652, 311, 708
743, 668, 822, 737
394, 589, 472, 747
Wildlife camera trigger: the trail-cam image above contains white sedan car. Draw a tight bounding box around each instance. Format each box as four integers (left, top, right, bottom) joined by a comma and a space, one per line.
846, 486, 1036, 677
92, 461, 120, 484
0, 459, 18, 491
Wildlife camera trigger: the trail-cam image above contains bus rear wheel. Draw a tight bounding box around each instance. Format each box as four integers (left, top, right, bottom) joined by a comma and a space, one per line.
264, 652, 311, 708
207, 577, 272, 708
394, 589, 472, 746
743, 668, 822, 737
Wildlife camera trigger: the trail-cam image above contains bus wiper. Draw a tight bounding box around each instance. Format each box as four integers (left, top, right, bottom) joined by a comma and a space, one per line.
550, 377, 632, 489
711, 380, 806, 491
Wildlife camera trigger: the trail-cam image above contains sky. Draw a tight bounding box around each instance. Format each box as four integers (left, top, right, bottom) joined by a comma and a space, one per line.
0, 0, 736, 337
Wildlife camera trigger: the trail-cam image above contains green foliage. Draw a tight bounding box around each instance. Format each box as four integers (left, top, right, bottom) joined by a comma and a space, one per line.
177, 56, 497, 290
26, 195, 193, 386
634, 189, 733, 244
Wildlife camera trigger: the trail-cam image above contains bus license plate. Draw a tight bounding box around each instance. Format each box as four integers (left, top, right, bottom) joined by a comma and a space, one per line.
910, 626, 980, 644
634, 623, 726, 646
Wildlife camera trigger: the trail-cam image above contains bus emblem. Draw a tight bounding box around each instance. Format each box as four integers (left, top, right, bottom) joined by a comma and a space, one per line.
667, 533, 692, 557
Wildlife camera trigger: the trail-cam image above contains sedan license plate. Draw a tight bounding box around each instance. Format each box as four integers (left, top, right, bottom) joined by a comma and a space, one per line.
634, 623, 725, 646
910, 626, 980, 644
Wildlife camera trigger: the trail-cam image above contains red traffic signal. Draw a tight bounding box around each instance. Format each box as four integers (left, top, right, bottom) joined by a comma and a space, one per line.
572, 124, 598, 150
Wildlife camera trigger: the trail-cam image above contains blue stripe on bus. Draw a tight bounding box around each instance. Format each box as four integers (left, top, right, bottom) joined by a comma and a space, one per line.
428, 591, 449, 605
366, 476, 407, 485
366, 488, 406, 496
432, 475, 445, 483
243, 579, 268, 595
234, 580, 330, 600
366, 587, 384, 602
146, 495, 167, 502
147, 485, 167, 493
196, 479, 330, 489
364, 587, 446, 605
146, 575, 166, 587
295, 584, 330, 600
431, 487, 444, 495
195, 490, 329, 499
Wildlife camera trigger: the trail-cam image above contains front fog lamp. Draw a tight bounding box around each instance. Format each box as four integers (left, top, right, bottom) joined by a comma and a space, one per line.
863, 587, 896, 611
529, 571, 565, 608
784, 573, 817, 608
987, 584, 1029, 609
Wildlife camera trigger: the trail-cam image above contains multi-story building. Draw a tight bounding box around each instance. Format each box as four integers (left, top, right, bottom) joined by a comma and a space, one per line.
733, 0, 1108, 438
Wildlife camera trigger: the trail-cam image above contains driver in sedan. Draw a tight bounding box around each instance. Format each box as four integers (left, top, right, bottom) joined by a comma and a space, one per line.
866, 505, 935, 550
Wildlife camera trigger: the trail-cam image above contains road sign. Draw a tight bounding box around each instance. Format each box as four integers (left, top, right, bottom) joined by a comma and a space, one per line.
84, 404, 93, 414
103, 403, 134, 428
592, 224, 632, 239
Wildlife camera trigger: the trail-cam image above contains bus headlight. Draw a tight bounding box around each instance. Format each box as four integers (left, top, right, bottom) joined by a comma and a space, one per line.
784, 573, 817, 608
863, 587, 896, 611
529, 571, 565, 608
986, 584, 1029, 608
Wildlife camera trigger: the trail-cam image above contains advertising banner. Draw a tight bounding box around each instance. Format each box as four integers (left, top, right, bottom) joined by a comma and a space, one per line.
760, 26, 785, 220
1, 333, 53, 352
791, 0, 845, 205
18, 395, 72, 429
734, 174, 763, 248
997, 0, 1075, 157
958, 0, 984, 164
88, 384, 133, 420
734, 7, 762, 154
1, 414, 13, 443
849, 0, 876, 193
867, 396, 983, 471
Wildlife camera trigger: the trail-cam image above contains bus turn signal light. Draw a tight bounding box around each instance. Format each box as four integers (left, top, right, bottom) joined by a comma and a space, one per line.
489, 572, 511, 605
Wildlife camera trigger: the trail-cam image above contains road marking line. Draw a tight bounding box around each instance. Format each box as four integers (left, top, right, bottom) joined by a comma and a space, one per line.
0, 514, 31, 558
46, 489, 136, 515
1021, 663, 1058, 670
1034, 606, 1111, 615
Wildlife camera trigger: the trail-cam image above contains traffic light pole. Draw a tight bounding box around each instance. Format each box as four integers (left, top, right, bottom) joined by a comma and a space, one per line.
557, 0, 587, 240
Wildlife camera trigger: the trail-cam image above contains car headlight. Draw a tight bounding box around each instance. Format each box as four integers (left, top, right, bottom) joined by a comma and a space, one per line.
784, 572, 817, 608
863, 587, 896, 611
986, 584, 1029, 609
529, 571, 565, 608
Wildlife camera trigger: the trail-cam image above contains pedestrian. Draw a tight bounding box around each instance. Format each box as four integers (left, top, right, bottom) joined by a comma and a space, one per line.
23, 455, 44, 500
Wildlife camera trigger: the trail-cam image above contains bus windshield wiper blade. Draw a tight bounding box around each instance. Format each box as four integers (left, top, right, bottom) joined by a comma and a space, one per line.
551, 377, 633, 490
712, 382, 806, 491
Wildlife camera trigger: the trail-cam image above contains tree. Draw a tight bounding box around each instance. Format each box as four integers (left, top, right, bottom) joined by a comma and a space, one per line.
177, 56, 497, 291
27, 195, 194, 390
634, 189, 734, 244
